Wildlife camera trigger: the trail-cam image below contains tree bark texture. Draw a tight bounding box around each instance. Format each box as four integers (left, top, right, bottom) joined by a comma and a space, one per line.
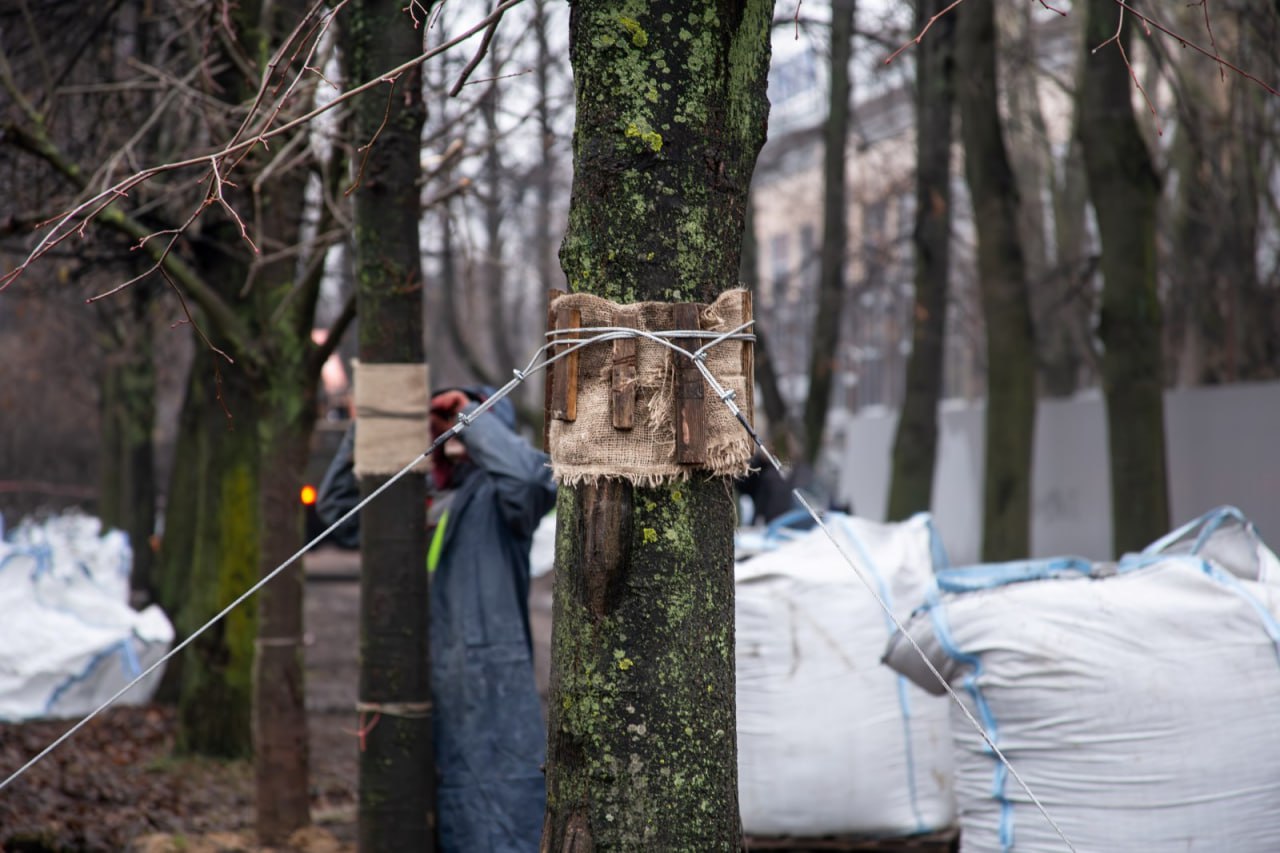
1078, 0, 1170, 555
956, 0, 1037, 561
343, 2, 434, 849
251, 161, 319, 843
886, 0, 954, 521
802, 0, 854, 466
161, 341, 260, 759
254, 408, 314, 841
545, 2, 774, 849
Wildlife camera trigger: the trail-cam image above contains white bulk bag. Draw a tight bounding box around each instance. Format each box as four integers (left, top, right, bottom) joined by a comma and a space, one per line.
886, 541, 1280, 852
1143, 504, 1280, 583
736, 512, 956, 837
0, 512, 173, 721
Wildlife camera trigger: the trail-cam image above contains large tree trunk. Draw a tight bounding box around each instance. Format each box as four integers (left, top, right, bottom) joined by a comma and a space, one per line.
542, 2, 774, 849
251, 172, 318, 841
160, 338, 260, 758
254, 402, 315, 841
1079, 0, 1169, 555
343, 2, 434, 849
956, 0, 1037, 561
886, 0, 955, 521
802, 0, 855, 466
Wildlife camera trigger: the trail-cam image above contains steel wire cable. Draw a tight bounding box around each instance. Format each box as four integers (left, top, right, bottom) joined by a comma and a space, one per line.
0, 322, 1079, 851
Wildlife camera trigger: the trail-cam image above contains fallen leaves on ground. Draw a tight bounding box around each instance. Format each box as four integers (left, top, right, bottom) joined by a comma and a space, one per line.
0, 706, 356, 853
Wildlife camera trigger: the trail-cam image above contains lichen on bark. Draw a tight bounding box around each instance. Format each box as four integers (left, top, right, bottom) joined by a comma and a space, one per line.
546, 2, 773, 844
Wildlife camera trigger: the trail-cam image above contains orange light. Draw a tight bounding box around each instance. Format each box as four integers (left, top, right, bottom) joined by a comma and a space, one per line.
300, 485, 318, 506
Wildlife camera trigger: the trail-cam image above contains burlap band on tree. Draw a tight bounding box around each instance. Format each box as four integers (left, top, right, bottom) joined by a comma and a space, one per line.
545, 288, 755, 487
353, 361, 431, 477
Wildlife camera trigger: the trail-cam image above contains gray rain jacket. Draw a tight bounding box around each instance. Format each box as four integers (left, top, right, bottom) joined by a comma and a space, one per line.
315, 394, 555, 852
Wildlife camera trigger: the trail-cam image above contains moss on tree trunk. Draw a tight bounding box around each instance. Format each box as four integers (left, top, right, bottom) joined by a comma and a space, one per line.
343, 1, 433, 849
162, 342, 260, 759
544, 2, 774, 850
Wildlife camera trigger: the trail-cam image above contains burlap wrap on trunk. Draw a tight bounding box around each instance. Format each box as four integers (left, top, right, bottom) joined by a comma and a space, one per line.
548, 289, 754, 487
353, 361, 431, 477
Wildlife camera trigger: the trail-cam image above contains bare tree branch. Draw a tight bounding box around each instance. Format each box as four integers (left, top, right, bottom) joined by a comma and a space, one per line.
882, 0, 1279, 100
450, 10, 506, 97
1, 0, 527, 297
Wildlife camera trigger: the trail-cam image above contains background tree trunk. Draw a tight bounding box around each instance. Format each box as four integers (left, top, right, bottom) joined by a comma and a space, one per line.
1079, 0, 1170, 554
343, 2, 434, 849
999, 0, 1089, 396
254, 407, 315, 840
887, 0, 955, 520
543, 1, 774, 849
803, 0, 855, 466
97, 283, 158, 603
956, 0, 1037, 561
251, 172, 320, 841
161, 339, 260, 758
533, 0, 559, 445
740, 195, 800, 460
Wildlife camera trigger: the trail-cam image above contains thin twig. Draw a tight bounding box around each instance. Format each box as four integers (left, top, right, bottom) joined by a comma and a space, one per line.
161, 267, 233, 366
405, 0, 432, 29
459, 67, 535, 88
86, 201, 210, 303
1109, 0, 1278, 96
224, 0, 344, 177
208, 157, 259, 253
450, 10, 506, 97
1121, 39, 1162, 136
1187, 0, 1225, 82
884, 0, 967, 65
344, 76, 400, 196
1, 0, 526, 296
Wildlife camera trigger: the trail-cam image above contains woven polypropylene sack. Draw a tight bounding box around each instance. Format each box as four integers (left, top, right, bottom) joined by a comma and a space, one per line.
736, 512, 956, 837
886, 544, 1280, 853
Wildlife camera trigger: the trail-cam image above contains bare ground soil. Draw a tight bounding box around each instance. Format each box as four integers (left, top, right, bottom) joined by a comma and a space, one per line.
0, 545, 558, 853
0, 548, 362, 852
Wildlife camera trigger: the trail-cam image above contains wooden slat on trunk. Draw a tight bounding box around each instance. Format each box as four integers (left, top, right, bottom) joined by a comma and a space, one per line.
611, 306, 639, 429
551, 304, 580, 422
673, 302, 706, 465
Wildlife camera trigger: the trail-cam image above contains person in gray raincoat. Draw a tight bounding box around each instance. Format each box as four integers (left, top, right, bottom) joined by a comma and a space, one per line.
316, 385, 555, 852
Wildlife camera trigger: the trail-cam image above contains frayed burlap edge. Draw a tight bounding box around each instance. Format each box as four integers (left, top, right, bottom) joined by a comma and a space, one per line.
548, 289, 754, 487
